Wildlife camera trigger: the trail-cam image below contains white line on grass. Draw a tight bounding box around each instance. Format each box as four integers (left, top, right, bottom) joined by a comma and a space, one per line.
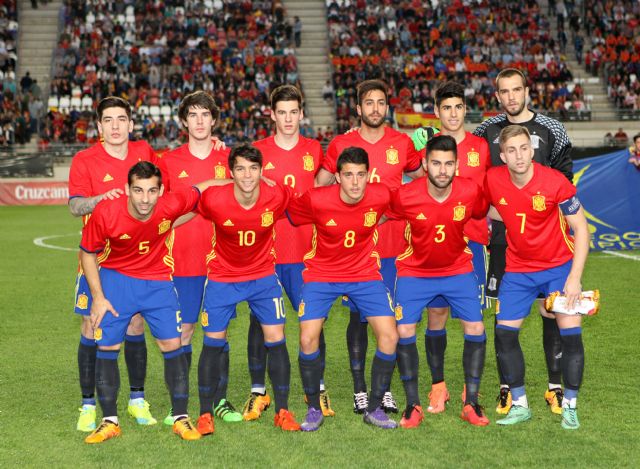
602, 250, 640, 261
33, 232, 81, 252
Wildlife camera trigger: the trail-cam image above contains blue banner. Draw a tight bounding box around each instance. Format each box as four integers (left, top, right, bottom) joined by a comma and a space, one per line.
573, 150, 640, 250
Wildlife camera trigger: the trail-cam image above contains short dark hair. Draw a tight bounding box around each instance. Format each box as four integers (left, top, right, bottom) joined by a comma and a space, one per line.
128, 161, 162, 186
633, 133, 640, 143
426, 135, 458, 160
337, 146, 369, 172
435, 81, 465, 107
356, 79, 388, 107
495, 68, 528, 90
178, 91, 220, 127
229, 144, 263, 169
270, 84, 302, 109
97, 96, 131, 121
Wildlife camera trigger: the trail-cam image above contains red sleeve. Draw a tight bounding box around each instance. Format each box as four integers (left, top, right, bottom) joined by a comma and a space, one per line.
80, 204, 107, 253
286, 189, 314, 226
470, 181, 489, 219
197, 186, 216, 218
481, 139, 492, 169
156, 156, 171, 192
277, 184, 294, 219
403, 135, 423, 173
169, 186, 200, 216
386, 187, 404, 220
322, 140, 339, 173
68, 156, 92, 198
556, 172, 577, 202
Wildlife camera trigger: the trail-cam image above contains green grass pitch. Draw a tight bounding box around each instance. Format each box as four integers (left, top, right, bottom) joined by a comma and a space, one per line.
1, 205, 638, 468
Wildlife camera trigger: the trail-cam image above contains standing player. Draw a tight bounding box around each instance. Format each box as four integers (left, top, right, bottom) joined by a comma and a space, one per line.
288, 147, 399, 431
411, 82, 491, 413
315, 79, 423, 414
157, 91, 233, 425
486, 126, 589, 429
69, 97, 157, 431
243, 85, 327, 420
195, 145, 301, 434
390, 135, 489, 428
80, 161, 204, 443
473, 68, 574, 415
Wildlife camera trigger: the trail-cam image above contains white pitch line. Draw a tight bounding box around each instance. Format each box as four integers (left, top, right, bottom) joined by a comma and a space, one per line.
33, 232, 81, 252
602, 250, 640, 261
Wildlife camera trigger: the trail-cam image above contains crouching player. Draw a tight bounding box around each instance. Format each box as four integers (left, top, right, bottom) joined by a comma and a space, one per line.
195, 144, 300, 434
389, 135, 490, 428
79, 161, 204, 443
287, 147, 399, 431
486, 126, 589, 430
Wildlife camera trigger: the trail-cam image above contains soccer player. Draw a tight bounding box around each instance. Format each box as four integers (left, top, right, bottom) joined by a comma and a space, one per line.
243, 85, 327, 420
195, 144, 301, 434
485, 125, 589, 430
80, 161, 204, 443
411, 82, 491, 413
316, 79, 423, 414
473, 68, 574, 414
288, 147, 399, 431
156, 91, 234, 425
390, 135, 490, 429
69, 97, 157, 431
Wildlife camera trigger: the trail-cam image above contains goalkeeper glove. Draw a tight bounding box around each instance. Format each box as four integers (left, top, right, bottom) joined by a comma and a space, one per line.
411, 126, 439, 151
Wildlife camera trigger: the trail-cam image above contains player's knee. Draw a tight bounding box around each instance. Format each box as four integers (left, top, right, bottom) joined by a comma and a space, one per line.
397, 323, 417, 338
376, 328, 399, 354
156, 337, 181, 353
180, 323, 196, 344
262, 326, 285, 344
299, 331, 320, 355
98, 344, 121, 352
127, 314, 145, 335
463, 321, 485, 336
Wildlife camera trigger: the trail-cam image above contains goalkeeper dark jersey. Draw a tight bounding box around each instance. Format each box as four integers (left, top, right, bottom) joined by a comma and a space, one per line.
473, 111, 573, 245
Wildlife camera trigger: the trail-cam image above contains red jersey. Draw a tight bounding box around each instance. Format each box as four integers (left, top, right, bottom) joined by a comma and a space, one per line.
157, 144, 230, 277
286, 183, 391, 283
254, 135, 323, 264
389, 177, 487, 277
323, 127, 422, 258
69, 140, 157, 225
455, 132, 491, 245
198, 182, 291, 282
485, 164, 576, 272
80, 188, 200, 280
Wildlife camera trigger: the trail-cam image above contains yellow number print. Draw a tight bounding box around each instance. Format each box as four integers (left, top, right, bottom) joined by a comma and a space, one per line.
369, 167, 380, 183
284, 174, 296, 188
238, 230, 256, 246
516, 213, 526, 234
176, 310, 182, 333
434, 225, 446, 243
344, 230, 356, 248
138, 241, 150, 254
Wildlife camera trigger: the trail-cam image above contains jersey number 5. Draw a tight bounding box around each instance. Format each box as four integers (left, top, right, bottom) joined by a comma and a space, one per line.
139, 241, 150, 254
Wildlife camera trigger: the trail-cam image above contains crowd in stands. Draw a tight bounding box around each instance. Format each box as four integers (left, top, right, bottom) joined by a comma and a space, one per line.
326, 0, 578, 132
0, 1, 23, 147
583, 0, 640, 113
44, 0, 301, 148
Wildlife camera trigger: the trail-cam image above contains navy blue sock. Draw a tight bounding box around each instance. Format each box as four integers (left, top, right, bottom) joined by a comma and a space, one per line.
78, 335, 96, 401
463, 333, 486, 405
560, 327, 584, 396
183, 343, 193, 372
495, 325, 525, 389
425, 329, 447, 384
368, 350, 396, 412
247, 314, 267, 390
266, 339, 290, 412
124, 333, 146, 393
299, 350, 322, 409
96, 349, 120, 417
346, 311, 368, 393
163, 348, 189, 416
213, 341, 230, 407
397, 336, 420, 407
198, 337, 225, 415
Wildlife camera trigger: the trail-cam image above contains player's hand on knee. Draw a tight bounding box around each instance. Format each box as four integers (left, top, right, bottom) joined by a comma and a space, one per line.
90, 296, 119, 329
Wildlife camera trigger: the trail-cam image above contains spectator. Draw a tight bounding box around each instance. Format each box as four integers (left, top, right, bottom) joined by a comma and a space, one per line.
614, 127, 629, 145
293, 16, 302, 47
628, 133, 640, 170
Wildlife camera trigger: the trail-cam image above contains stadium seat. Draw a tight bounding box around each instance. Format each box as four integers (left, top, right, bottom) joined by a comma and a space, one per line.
149, 105, 161, 121
81, 96, 93, 111
47, 95, 59, 111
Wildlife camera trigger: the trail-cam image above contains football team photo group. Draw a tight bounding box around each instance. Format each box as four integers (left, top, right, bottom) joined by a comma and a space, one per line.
69, 70, 593, 445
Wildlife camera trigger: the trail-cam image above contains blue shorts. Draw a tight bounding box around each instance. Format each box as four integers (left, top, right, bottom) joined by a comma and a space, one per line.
173, 275, 206, 325
425, 241, 488, 309
275, 263, 305, 312
299, 280, 394, 322
74, 273, 92, 316
497, 261, 572, 321
95, 268, 182, 346
343, 257, 396, 321
394, 273, 483, 324
201, 274, 285, 332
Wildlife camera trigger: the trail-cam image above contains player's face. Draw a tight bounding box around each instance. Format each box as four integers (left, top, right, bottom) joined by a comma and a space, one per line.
98, 106, 133, 146
435, 97, 465, 133
357, 90, 387, 129
125, 176, 163, 221
231, 156, 262, 195
634, 137, 640, 152
336, 163, 369, 204
425, 150, 457, 189
495, 75, 529, 118
271, 100, 302, 137
183, 106, 214, 141
500, 134, 534, 176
